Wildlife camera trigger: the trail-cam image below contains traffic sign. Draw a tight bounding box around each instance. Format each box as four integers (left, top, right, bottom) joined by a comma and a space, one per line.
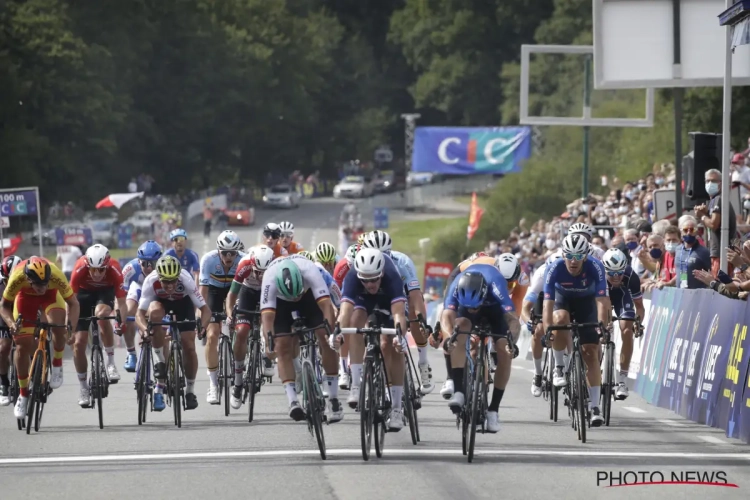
652, 187, 741, 222
0, 217, 8, 229
374, 145, 393, 163
373, 207, 389, 229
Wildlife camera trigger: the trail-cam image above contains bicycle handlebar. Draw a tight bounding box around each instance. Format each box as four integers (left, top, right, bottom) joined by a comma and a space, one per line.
339, 326, 399, 336
546, 322, 602, 331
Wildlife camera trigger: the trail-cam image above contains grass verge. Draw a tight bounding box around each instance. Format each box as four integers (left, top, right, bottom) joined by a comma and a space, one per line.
389, 216, 466, 282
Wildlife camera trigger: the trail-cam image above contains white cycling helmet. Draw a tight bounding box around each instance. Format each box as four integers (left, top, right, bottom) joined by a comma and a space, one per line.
354, 247, 385, 277
568, 222, 595, 240
345, 244, 359, 265
217, 230, 242, 251
495, 253, 521, 282
561, 233, 590, 255
362, 230, 392, 252
278, 221, 294, 235
251, 245, 275, 271
85, 244, 111, 268
602, 248, 628, 272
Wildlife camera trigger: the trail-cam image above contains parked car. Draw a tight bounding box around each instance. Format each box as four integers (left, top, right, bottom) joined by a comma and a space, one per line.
263, 184, 301, 208
225, 202, 254, 226
127, 210, 157, 232
90, 220, 117, 247
333, 175, 374, 198
31, 227, 56, 246
407, 172, 435, 186
374, 171, 396, 193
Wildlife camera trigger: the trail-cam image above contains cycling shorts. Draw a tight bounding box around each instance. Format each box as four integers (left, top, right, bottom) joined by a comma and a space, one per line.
534, 293, 544, 318
551, 292, 599, 345
456, 303, 509, 339
236, 286, 261, 326
76, 288, 116, 331
271, 289, 324, 336
154, 295, 196, 333
13, 290, 67, 336
206, 285, 230, 315
610, 289, 636, 321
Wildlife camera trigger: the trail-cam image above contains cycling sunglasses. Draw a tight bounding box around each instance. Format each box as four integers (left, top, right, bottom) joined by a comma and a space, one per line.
280, 231, 294, 238
263, 230, 281, 239
139, 260, 156, 268
358, 274, 382, 284
606, 270, 625, 277
563, 252, 586, 261
171, 236, 187, 242
220, 250, 237, 257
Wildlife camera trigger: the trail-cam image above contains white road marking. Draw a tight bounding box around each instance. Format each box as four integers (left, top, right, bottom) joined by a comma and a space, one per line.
622, 406, 646, 414
2, 448, 748, 466
657, 419, 687, 427
698, 435, 731, 445
310, 229, 319, 249
526, 368, 536, 373
512, 365, 525, 370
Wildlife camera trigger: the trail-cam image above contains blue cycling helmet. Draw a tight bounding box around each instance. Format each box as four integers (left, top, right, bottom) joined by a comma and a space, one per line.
137, 240, 163, 261
169, 228, 188, 240
456, 272, 487, 308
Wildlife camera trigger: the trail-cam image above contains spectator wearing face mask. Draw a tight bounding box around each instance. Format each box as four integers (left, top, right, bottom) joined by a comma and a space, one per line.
641, 234, 674, 291
694, 168, 736, 278
676, 215, 711, 289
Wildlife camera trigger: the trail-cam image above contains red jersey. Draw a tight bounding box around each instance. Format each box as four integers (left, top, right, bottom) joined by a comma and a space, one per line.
70, 256, 126, 298
659, 252, 676, 282
332, 259, 352, 289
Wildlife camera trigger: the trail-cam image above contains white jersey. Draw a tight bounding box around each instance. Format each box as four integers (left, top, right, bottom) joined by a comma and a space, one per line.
260, 255, 330, 311
138, 269, 206, 311
56, 246, 82, 273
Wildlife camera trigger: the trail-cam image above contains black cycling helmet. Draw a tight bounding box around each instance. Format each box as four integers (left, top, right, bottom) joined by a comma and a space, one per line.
456, 272, 487, 308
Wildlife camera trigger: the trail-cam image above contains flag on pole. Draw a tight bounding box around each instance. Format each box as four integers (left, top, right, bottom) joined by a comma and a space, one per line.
466, 192, 484, 241
95, 192, 144, 209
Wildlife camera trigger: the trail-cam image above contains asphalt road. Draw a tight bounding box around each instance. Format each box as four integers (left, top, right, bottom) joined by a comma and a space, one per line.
2, 191, 749, 499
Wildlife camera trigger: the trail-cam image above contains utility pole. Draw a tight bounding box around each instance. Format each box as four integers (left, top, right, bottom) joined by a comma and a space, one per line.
400, 113, 421, 170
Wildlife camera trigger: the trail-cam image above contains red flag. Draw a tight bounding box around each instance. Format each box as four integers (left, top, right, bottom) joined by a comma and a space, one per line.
96, 192, 144, 209
467, 192, 483, 241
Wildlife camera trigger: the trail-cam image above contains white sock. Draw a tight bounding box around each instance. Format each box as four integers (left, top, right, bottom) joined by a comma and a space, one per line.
207, 369, 218, 387
153, 347, 165, 364
417, 346, 428, 365
618, 370, 628, 386
284, 382, 298, 405
234, 361, 244, 386
533, 356, 543, 375
292, 357, 302, 375
186, 379, 195, 394
326, 375, 339, 399
105, 347, 115, 365
77, 372, 88, 389
350, 364, 363, 388
589, 386, 600, 409
553, 349, 566, 368
390, 385, 403, 411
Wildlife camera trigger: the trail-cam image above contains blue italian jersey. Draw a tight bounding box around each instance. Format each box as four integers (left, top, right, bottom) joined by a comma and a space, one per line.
165, 248, 201, 274
543, 258, 607, 300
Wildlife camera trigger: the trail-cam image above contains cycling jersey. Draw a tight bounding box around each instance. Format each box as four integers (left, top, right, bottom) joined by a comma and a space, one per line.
2, 258, 73, 302
275, 241, 304, 257
608, 266, 642, 320
341, 254, 405, 310
388, 250, 421, 292
165, 248, 201, 274
315, 261, 342, 308
121, 258, 148, 289
332, 258, 352, 289
260, 255, 330, 311
453, 255, 528, 311
525, 262, 552, 303
70, 256, 126, 297
444, 264, 515, 313
199, 250, 245, 288
233, 253, 264, 291
138, 268, 206, 310
543, 258, 607, 300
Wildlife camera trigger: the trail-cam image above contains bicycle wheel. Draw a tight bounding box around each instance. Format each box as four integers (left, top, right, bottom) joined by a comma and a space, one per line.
137, 346, 150, 425
247, 340, 260, 423
601, 343, 614, 427
359, 357, 375, 461
403, 366, 418, 445
171, 346, 183, 428
220, 338, 231, 416
91, 346, 105, 429
373, 359, 387, 459
461, 358, 471, 456
304, 364, 326, 460
26, 354, 42, 434
546, 350, 559, 422
572, 351, 587, 443
468, 349, 486, 463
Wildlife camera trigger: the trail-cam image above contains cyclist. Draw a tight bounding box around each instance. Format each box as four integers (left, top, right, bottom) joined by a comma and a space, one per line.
199, 230, 245, 405
136, 256, 211, 412
278, 221, 304, 256
0, 255, 22, 406
361, 230, 434, 395
262, 223, 284, 258
298, 252, 342, 309
567, 222, 605, 260
315, 242, 339, 274
260, 256, 341, 422
332, 244, 359, 289
435, 265, 521, 433
70, 245, 128, 405
164, 229, 201, 281
226, 245, 276, 409
543, 233, 609, 427
601, 248, 645, 400
1, 257, 81, 420
334, 247, 409, 430
120, 240, 163, 373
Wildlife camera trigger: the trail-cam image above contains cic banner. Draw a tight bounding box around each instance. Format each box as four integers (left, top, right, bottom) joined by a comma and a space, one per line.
412, 127, 532, 174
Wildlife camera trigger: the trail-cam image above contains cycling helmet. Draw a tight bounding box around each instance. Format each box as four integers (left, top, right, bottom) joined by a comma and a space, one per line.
561, 233, 590, 255
345, 244, 359, 265
217, 230, 242, 251
602, 248, 628, 273
155, 255, 181, 280
456, 272, 487, 308
251, 245, 275, 271
137, 240, 163, 261
238, 241, 245, 252
362, 230, 392, 253
85, 244, 111, 268
315, 242, 337, 264
297, 250, 314, 261
1, 255, 22, 281
24, 257, 51, 285
278, 221, 294, 235
169, 228, 188, 240
354, 248, 385, 277
263, 223, 281, 239
468, 252, 489, 261
495, 253, 521, 282
275, 260, 304, 300
568, 222, 595, 240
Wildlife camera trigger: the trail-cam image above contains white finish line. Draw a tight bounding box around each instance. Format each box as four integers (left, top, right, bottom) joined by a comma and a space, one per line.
1, 448, 749, 466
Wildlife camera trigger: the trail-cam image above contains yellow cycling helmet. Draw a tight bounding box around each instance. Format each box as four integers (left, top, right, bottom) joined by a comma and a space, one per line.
315, 242, 336, 264
297, 250, 314, 261
24, 256, 51, 285
155, 255, 181, 280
